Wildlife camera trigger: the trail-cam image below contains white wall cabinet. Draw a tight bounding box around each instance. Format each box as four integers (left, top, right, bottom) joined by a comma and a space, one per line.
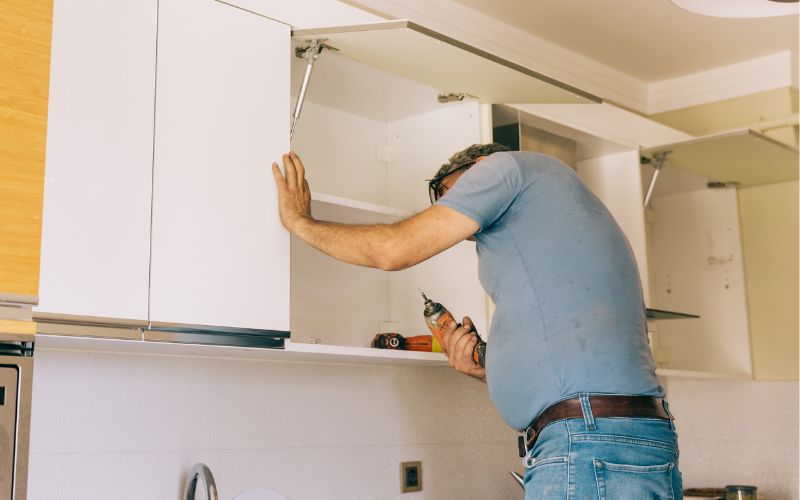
38, 5, 605, 361
148, 0, 290, 332
38, 0, 158, 324
647, 183, 752, 378
39, 0, 291, 338
288, 50, 487, 352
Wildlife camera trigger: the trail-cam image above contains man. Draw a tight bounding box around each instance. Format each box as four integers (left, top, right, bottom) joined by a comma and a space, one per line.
272, 144, 682, 499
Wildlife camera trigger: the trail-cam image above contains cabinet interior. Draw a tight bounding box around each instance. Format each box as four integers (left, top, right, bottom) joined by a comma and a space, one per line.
289, 47, 486, 348
644, 164, 752, 376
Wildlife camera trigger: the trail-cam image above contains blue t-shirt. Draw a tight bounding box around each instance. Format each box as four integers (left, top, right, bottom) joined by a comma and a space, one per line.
436, 151, 663, 431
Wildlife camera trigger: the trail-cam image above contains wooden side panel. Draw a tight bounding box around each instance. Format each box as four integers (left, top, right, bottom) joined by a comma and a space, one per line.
0, 0, 54, 299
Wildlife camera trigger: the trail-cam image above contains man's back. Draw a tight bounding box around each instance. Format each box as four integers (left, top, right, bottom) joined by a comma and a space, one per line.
436, 151, 663, 431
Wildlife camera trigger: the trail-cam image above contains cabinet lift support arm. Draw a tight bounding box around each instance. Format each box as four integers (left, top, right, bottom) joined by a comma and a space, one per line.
290, 39, 335, 140
643, 152, 669, 208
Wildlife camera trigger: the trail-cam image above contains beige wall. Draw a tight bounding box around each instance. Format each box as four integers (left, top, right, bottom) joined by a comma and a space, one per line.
665, 377, 798, 499
650, 87, 798, 149
520, 123, 577, 170
738, 180, 799, 380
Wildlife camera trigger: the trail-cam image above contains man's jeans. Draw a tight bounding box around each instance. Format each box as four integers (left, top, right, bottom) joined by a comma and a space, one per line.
523, 395, 683, 499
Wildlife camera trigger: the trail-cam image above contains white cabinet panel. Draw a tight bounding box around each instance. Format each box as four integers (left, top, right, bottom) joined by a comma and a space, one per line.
38, 0, 157, 321
149, 0, 290, 331
288, 66, 487, 348
385, 101, 486, 336
387, 102, 482, 213
650, 189, 751, 376
290, 102, 389, 207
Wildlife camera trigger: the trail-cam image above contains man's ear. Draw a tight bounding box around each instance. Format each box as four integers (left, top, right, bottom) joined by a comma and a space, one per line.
474, 155, 489, 164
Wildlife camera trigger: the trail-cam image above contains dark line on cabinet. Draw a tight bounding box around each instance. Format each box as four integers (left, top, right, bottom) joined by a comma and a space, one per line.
214, 0, 292, 27
146, 0, 160, 333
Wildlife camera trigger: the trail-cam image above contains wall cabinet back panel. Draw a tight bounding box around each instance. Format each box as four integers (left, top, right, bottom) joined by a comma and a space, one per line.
290, 102, 388, 207
387, 102, 482, 214
289, 59, 486, 348
650, 189, 751, 375
390, 242, 486, 339
385, 102, 486, 334
149, 0, 290, 331
290, 201, 484, 348
291, 201, 395, 347
37, 0, 157, 320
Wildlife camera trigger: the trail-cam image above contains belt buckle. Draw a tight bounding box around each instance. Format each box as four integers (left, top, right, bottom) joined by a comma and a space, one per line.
517, 426, 537, 457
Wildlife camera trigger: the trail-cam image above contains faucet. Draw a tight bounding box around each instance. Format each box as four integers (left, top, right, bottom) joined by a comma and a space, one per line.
184, 463, 218, 500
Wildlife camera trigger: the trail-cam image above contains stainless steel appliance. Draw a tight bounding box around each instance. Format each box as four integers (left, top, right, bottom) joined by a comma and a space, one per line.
0, 333, 34, 500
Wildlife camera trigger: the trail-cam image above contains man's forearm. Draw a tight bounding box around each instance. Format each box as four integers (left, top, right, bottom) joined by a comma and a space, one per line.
290, 216, 400, 270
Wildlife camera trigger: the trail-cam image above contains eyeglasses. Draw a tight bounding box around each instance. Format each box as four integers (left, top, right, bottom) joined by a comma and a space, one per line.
427, 163, 473, 203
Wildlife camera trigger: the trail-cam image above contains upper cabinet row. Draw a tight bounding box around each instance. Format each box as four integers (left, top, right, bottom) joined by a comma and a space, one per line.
40, 0, 289, 332
38, 0, 596, 347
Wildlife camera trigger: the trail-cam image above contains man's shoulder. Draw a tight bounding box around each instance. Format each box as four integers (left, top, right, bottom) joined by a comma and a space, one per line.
487, 150, 564, 169
481, 151, 568, 183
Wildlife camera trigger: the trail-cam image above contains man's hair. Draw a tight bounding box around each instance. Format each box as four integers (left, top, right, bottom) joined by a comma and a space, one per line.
431, 143, 511, 180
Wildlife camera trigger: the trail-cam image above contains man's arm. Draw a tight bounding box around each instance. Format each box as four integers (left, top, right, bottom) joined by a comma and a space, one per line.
271, 152, 479, 271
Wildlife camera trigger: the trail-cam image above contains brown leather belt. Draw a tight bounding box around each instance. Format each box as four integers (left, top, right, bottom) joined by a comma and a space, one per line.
518, 395, 670, 457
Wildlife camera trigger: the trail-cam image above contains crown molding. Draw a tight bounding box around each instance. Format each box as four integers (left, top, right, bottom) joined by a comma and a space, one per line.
344, 0, 796, 116
647, 51, 797, 115
343, 0, 649, 112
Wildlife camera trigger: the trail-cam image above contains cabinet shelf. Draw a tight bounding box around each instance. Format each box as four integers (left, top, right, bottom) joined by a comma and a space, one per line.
311, 192, 412, 218
285, 341, 446, 365
645, 308, 700, 320
40, 334, 757, 377
654, 368, 751, 380
35, 334, 448, 366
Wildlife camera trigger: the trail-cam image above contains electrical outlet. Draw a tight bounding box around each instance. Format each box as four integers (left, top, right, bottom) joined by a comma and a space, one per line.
401, 461, 422, 493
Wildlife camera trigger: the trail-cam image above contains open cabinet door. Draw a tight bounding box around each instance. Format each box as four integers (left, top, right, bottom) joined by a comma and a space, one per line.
149, 0, 290, 333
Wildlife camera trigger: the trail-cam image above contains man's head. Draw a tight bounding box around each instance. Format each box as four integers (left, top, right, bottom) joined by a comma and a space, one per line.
428, 143, 511, 203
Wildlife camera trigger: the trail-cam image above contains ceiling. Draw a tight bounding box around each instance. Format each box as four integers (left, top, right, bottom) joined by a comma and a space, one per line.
449, 0, 798, 82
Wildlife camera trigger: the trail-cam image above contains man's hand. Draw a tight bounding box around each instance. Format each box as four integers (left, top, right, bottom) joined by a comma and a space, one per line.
272, 151, 312, 231
442, 315, 487, 382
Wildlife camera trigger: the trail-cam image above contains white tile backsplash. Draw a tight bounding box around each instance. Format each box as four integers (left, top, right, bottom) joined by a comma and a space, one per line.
665, 378, 799, 500
30, 348, 798, 499
28, 349, 521, 499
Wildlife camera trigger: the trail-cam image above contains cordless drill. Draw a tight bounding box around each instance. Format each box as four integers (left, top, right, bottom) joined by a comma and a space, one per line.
420, 290, 486, 367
